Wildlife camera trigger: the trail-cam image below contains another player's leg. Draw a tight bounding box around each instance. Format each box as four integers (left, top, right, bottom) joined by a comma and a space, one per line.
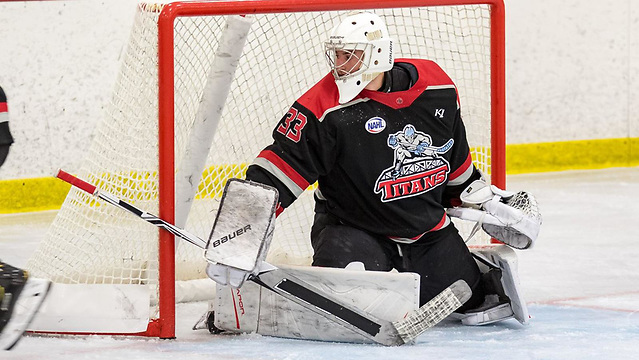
0, 261, 51, 350
0, 145, 9, 168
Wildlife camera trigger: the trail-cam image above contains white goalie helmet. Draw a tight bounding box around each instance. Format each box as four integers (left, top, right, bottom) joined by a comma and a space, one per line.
325, 12, 394, 104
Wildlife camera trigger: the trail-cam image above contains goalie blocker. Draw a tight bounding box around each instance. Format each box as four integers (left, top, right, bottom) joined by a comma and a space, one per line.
204, 179, 278, 288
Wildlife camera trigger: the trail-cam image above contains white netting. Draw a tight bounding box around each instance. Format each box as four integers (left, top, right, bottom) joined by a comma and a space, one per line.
27, 2, 498, 324
29, 6, 162, 287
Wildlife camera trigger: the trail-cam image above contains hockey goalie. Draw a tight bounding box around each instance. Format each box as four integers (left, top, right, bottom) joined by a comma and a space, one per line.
201, 178, 541, 342
198, 11, 542, 344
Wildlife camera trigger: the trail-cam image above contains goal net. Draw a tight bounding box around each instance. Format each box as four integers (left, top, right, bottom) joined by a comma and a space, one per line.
27, 0, 505, 338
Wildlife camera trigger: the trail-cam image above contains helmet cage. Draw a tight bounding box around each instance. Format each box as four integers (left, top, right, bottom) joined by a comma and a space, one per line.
324, 42, 373, 80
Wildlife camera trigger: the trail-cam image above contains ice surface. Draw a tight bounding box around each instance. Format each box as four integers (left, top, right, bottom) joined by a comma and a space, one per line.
1, 167, 638, 359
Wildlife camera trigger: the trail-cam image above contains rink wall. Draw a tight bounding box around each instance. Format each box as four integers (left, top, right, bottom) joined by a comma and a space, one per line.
0, 0, 638, 213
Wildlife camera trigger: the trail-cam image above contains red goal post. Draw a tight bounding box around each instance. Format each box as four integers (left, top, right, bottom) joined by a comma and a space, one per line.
28, 0, 505, 340
157, 0, 505, 337
156, 0, 506, 339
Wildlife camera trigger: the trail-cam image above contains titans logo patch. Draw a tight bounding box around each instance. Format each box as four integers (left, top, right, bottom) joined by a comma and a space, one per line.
374, 124, 453, 202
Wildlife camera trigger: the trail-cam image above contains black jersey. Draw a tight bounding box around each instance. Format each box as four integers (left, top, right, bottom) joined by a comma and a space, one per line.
246, 59, 478, 242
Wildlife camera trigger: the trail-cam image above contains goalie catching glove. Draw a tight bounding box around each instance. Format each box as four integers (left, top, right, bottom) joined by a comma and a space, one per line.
447, 180, 542, 249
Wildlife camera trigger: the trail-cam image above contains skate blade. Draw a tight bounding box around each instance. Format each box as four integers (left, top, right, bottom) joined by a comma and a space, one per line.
1, 279, 52, 350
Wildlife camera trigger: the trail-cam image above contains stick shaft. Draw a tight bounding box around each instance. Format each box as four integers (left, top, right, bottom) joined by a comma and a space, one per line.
54, 169, 404, 345
55, 169, 206, 249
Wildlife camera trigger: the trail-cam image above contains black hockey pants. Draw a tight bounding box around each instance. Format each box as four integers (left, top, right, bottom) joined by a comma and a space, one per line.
310, 211, 485, 311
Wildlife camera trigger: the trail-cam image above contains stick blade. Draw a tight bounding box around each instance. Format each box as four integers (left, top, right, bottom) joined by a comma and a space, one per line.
393, 279, 471, 344
449, 278, 472, 304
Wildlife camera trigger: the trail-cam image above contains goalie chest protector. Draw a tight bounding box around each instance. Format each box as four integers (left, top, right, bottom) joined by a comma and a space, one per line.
247, 59, 475, 240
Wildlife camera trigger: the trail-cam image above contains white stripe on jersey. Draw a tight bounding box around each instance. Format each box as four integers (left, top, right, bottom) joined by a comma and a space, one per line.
448, 163, 475, 186
317, 98, 370, 122
252, 157, 305, 198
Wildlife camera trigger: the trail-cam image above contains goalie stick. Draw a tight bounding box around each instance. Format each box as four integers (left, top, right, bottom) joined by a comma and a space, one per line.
55, 169, 471, 346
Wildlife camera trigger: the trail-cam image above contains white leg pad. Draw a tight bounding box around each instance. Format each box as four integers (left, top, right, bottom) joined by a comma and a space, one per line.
214, 265, 420, 343
474, 245, 530, 325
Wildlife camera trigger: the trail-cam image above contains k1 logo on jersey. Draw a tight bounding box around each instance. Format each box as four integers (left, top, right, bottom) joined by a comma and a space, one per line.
374, 124, 454, 202
277, 107, 307, 143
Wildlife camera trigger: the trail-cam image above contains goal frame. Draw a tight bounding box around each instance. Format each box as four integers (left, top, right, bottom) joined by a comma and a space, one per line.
148, 0, 505, 339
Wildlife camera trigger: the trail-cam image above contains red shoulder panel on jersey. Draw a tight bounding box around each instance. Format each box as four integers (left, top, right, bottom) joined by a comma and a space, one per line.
296, 59, 458, 114
296, 73, 341, 120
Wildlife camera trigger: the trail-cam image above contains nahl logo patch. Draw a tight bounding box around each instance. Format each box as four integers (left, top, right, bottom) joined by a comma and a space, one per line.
210, 225, 252, 248
365, 117, 386, 134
